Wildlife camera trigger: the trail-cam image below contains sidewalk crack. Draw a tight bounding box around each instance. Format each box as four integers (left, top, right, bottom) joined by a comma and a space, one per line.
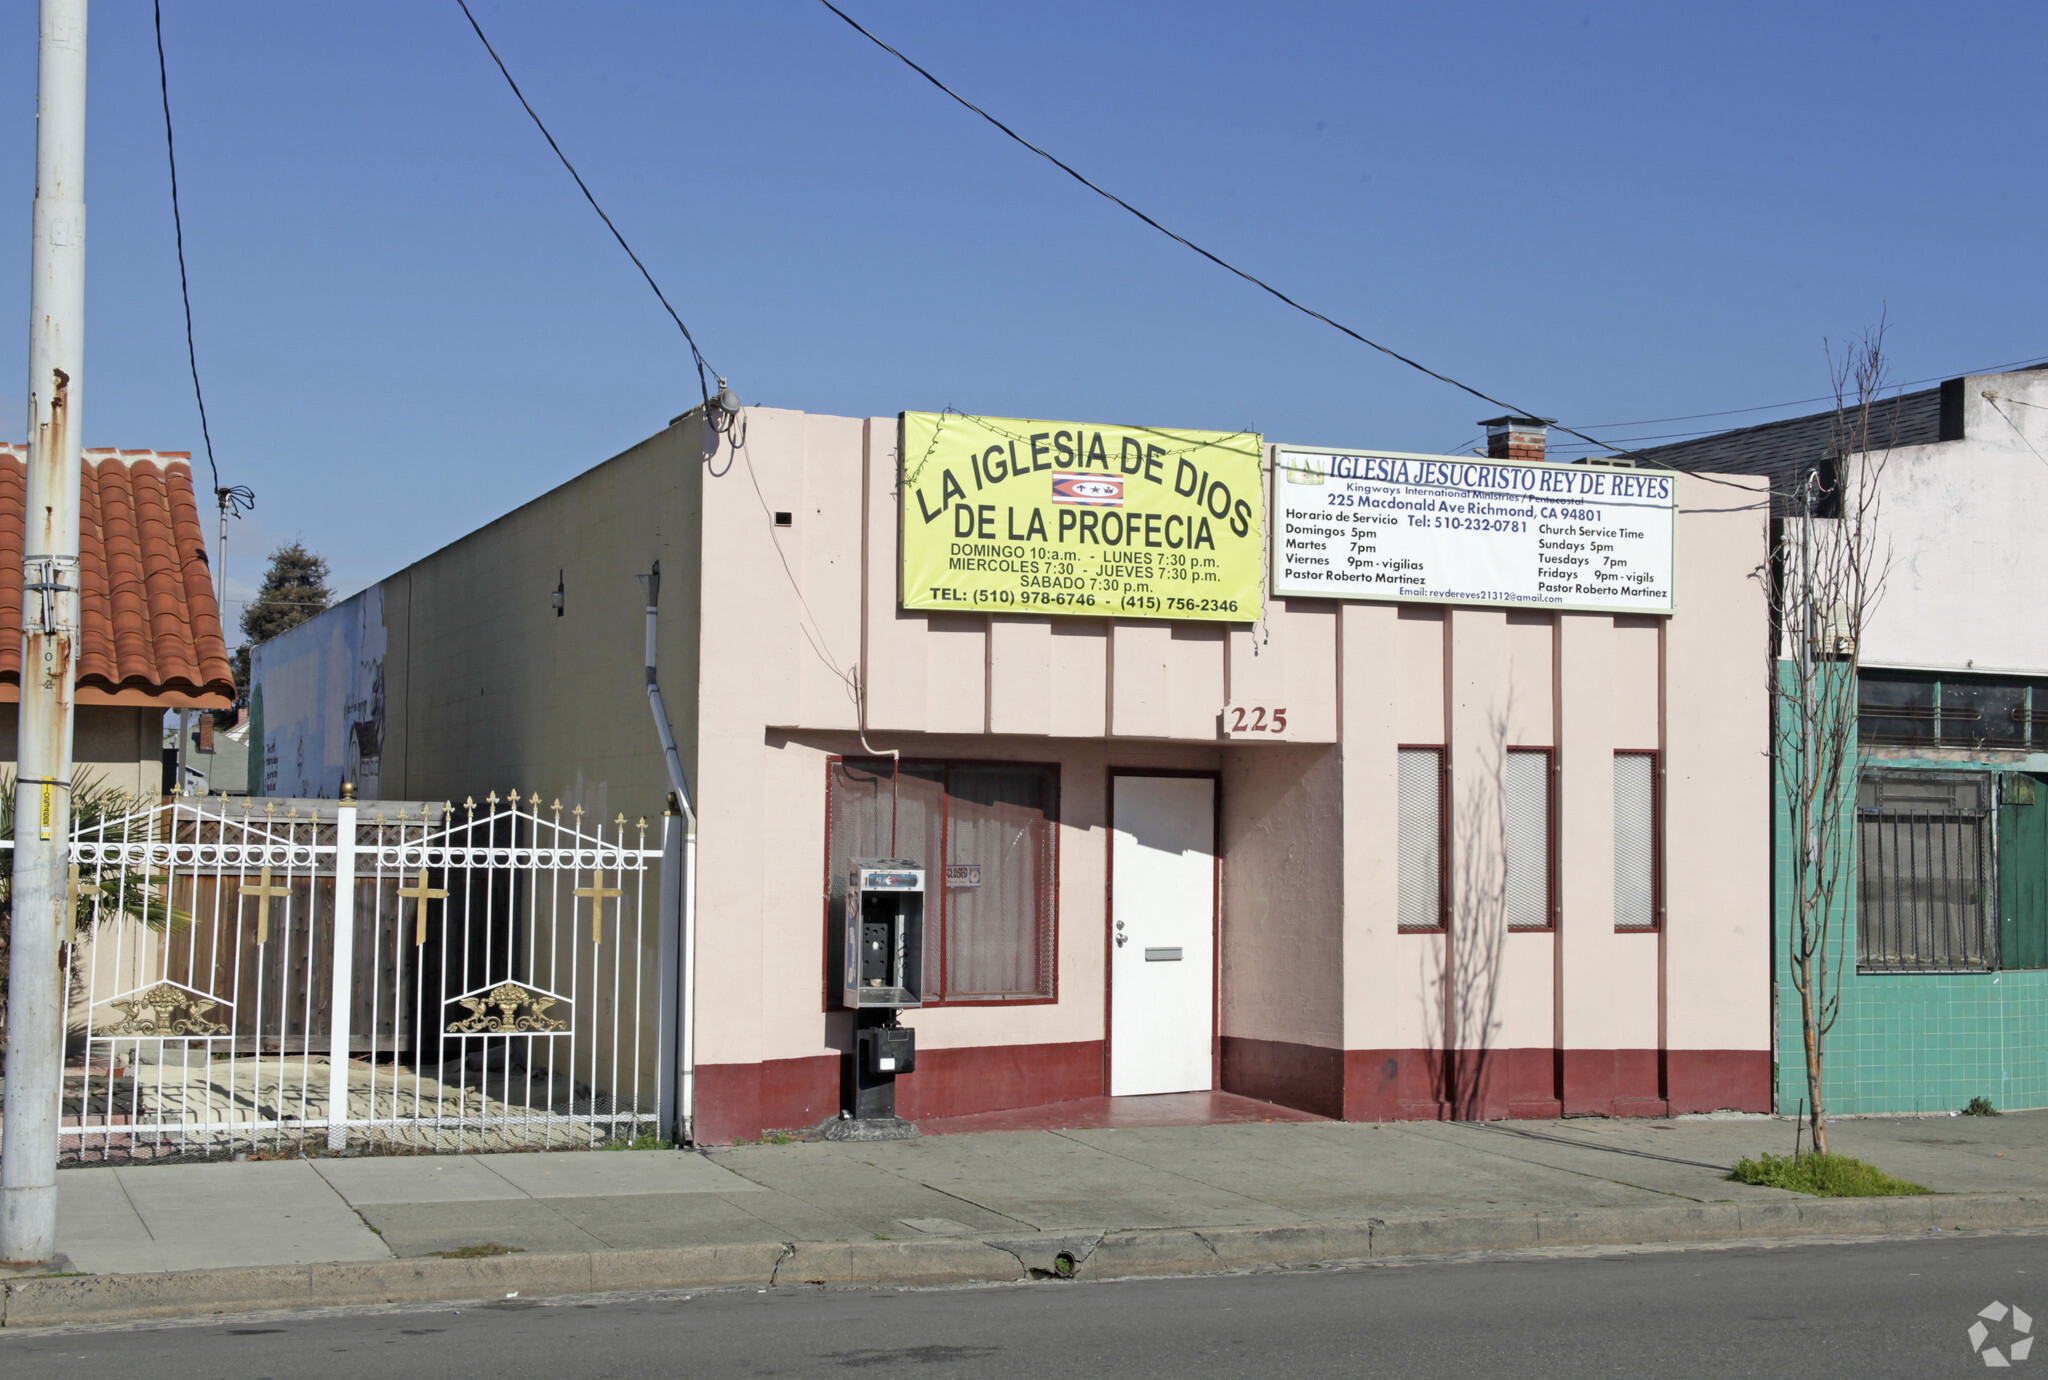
468, 1153, 533, 1198
917, 1182, 1033, 1229
1409, 1129, 1715, 1202
108, 1167, 159, 1244
1454, 1121, 1734, 1174
1038, 1127, 1312, 1220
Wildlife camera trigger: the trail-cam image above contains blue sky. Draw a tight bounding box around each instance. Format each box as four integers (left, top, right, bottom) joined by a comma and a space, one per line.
2, 1, 2043, 618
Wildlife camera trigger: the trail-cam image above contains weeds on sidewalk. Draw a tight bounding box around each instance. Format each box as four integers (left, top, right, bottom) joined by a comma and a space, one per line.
430, 1244, 525, 1259
601, 1131, 672, 1151
1729, 1152, 1930, 1197
1964, 1096, 2001, 1117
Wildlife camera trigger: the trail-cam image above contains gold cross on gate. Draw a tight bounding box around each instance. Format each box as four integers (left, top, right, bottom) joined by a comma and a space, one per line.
243, 867, 293, 945
574, 869, 623, 944
398, 870, 447, 945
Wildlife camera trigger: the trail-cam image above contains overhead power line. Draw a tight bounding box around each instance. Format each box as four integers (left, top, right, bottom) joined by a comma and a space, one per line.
153, 1, 250, 521
454, 0, 716, 407
814, 0, 1760, 490
156, 0, 253, 635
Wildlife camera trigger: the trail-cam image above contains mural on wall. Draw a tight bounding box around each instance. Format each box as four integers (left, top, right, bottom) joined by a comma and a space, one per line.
251, 584, 388, 799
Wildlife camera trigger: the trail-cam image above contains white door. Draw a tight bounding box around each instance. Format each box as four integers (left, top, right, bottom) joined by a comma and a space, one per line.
1109, 774, 1216, 1096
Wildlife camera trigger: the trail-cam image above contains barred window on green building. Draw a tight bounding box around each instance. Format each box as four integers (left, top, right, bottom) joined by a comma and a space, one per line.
1857, 770, 2048, 973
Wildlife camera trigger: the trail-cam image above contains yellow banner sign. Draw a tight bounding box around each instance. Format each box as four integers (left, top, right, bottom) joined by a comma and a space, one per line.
900, 412, 1265, 622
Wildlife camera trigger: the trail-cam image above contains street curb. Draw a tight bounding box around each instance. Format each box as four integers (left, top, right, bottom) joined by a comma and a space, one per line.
6, 1193, 2046, 1328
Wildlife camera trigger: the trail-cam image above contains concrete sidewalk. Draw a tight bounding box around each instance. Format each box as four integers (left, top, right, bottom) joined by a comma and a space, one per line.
9, 1107, 2048, 1326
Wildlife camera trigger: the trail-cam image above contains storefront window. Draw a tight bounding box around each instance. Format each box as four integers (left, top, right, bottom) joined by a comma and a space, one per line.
825, 758, 1058, 1004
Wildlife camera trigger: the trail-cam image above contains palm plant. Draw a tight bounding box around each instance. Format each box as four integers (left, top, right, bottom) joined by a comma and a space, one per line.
0, 773, 192, 1039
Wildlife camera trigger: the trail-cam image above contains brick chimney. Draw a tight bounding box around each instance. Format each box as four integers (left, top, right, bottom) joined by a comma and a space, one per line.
1479, 416, 1555, 463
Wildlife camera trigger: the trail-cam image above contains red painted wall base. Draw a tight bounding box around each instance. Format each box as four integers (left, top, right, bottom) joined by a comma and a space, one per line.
693, 1040, 1105, 1145
693, 1054, 840, 1145
1221, 1036, 1345, 1118
1339, 1045, 1771, 1121
693, 1040, 1770, 1143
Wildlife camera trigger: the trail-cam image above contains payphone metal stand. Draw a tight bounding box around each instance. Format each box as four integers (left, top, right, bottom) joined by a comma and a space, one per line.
824, 859, 926, 1142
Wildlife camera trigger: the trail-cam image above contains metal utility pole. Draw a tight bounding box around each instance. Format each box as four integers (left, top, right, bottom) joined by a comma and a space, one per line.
3, 0, 87, 1266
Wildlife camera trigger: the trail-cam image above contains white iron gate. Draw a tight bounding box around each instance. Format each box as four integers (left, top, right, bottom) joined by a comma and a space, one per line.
49, 792, 678, 1163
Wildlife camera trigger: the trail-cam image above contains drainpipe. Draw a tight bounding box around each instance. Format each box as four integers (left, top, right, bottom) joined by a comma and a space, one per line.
636, 562, 698, 1144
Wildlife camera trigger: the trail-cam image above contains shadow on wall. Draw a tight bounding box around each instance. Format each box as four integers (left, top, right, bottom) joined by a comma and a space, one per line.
1429, 704, 1510, 1118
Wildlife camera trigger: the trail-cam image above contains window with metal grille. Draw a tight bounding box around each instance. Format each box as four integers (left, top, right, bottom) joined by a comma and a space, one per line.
1504, 749, 1555, 931
1857, 771, 1996, 972
1859, 669, 2045, 749
1614, 751, 1661, 931
824, 757, 1058, 1004
1398, 747, 1447, 932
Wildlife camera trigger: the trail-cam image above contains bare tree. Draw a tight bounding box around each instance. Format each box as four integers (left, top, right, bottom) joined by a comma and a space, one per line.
1430, 703, 1510, 1119
1771, 325, 1896, 1155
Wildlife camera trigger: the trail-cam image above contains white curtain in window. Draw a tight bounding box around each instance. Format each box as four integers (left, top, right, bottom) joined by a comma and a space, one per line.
1504, 751, 1551, 929
1614, 754, 1658, 930
1397, 749, 1441, 929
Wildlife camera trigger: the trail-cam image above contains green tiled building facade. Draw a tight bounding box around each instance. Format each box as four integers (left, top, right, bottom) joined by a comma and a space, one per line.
1775, 691, 2048, 1115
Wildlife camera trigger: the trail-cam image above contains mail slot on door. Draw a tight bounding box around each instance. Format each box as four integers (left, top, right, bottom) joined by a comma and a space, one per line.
843, 859, 926, 1009
1145, 947, 1184, 962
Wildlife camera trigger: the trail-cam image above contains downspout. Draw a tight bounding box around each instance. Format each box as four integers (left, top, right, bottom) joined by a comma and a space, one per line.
637, 561, 698, 1144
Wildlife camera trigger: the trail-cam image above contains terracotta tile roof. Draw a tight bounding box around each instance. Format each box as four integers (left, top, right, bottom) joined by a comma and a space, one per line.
0, 445, 234, 708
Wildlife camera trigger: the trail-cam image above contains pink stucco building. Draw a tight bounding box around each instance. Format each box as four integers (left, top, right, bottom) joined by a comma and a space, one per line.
255, 406, 1773, 1143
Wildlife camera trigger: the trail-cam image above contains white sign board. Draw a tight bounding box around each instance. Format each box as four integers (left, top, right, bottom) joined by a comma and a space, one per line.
1271, 447, 1676, 614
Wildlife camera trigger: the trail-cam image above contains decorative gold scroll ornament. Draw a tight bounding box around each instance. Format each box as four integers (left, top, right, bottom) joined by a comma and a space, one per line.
100, 982, 229, 1036
447, 982, 567, 1033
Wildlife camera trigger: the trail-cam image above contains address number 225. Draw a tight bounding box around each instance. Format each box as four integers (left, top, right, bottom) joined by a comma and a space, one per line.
1224, 704, 1289, 736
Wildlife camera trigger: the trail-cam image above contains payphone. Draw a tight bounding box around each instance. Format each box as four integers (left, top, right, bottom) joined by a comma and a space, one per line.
838, 860, 924, 1128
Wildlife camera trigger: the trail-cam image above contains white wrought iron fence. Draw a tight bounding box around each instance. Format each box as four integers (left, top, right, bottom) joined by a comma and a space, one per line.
25, 791, 676, 1163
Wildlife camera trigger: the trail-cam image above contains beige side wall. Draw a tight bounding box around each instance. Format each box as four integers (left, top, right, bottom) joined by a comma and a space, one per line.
0, 703, 161, 801
1664, 475, 1771, 1055
381, 420, 703, 817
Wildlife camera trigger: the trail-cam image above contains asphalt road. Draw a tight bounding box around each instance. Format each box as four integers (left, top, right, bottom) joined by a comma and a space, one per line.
3, 1232, 2042, 1378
